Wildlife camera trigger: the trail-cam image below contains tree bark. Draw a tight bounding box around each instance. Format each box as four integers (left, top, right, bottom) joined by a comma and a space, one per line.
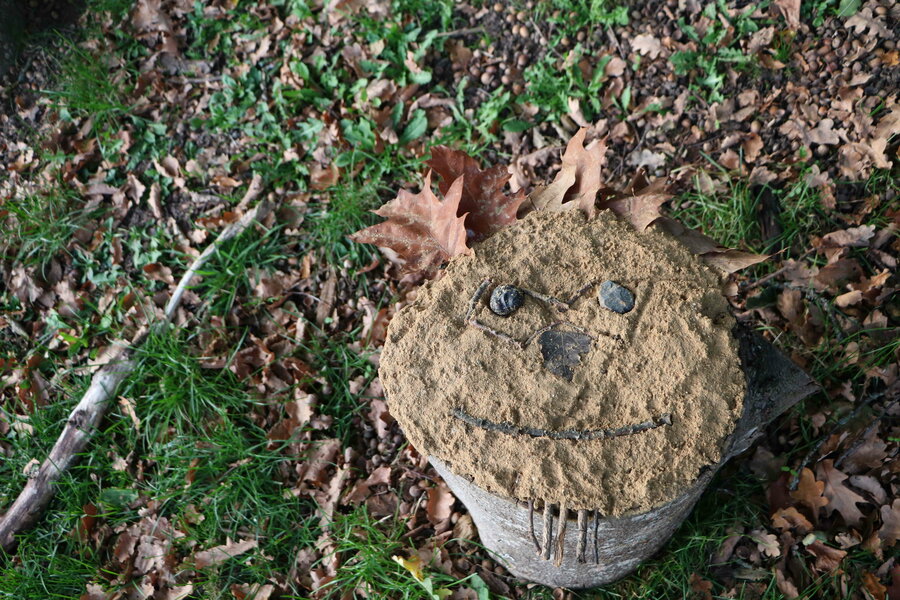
430, 326, 817, 588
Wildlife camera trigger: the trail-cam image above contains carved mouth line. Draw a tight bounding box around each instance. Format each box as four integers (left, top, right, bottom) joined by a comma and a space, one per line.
452, 409, 673, 441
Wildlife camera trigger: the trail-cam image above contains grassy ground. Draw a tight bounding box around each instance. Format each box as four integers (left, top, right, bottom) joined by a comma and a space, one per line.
1, 0, 897, 598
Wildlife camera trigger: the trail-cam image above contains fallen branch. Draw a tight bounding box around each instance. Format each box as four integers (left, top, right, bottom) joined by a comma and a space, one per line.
0, 200, 271, 553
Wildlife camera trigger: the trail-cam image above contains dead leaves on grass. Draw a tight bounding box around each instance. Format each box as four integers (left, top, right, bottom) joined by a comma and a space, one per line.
353, 129, 767, 278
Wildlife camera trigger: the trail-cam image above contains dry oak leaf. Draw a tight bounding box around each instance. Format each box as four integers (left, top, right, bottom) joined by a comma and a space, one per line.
820, 225, 876, 248
845, 7, 891, 38
749, 529, 781, 558
773, 0, 801, 29
632, 34, 663, 58
343, 465, 391, 504
427, 145, 525, 242
426, 481, 455, 526
651, 215, 768, 274
808, 119, 842, 146
790, 468, 828, 515
816, 459, 867, 527
771, 506, 814, 534
350, 172, 470, 277
194, 538, 258, 569
600, 176, 671, 231
806, 541, 847, 573
743, 133, 764, 163
701, 249, 768, 274
862, 572, 888, 600
528, 128, 607, 217
879, 499, 900, 547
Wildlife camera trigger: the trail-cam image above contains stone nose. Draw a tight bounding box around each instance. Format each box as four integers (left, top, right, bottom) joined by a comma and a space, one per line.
537, 328, 593, 381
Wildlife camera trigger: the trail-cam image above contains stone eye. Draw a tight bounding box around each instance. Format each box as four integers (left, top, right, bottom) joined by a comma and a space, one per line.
489, 284, 525, 317
597, 280, 635, 314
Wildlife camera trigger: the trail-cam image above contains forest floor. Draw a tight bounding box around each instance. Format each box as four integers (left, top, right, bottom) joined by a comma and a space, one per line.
0, 0, 898, 598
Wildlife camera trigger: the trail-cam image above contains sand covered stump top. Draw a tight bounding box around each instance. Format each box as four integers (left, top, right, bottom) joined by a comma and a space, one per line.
380, 210, 746, 515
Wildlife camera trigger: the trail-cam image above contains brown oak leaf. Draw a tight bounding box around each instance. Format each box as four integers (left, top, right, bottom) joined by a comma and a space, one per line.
527, 128, 607, 217
845, 7, 891, 38
426, 481, 455, 526
194, 538, 258, 569
651, 214, 768, 274
790, 468, 828, 517
701, 249, 769, 274
427, 145, 525, 242
806, 541, 847, 573
816, 459, 867, 527
350, 172, 470, 277
879, 499, 900, 547
632, 34, 663, 58
773, 0, 800, 29
771, 506, 813, 535
599, 175, 671, 231
343, 465, 391, 505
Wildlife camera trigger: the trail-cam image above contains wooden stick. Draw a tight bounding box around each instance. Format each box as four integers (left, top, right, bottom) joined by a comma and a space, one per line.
0, 200, 271, 553
540, 502, 553, 560
554, 503, 568, 567
528, 499, 541, 553
576, 509, 588, 563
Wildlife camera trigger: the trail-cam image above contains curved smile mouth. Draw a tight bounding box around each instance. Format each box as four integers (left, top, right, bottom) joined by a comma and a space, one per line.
452, 409, 673, 441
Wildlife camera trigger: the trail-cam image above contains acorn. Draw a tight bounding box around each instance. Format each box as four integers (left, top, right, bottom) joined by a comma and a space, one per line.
489, 284, 525, 317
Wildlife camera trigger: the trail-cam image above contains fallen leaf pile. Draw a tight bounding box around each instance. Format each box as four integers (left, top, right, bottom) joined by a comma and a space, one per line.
0, 0, 897, 597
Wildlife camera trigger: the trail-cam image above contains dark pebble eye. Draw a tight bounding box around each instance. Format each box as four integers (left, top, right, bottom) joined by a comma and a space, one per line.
489, 284, 524, 317
598, 280, 635, 314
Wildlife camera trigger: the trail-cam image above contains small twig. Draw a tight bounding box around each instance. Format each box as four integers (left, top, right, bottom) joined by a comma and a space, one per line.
565, 281, 597, 306
452, 408, 673, 441
789, 392, 882, 491
468, 319, 522, 348
0, 201, 271, 553
529, 500, 541, 553
554, 504, 568, 567
434, 26, 486, 38
540, 502, 554, 560
576, 509, 588, 563
606, 27, 625, 60
522, 320, 566, 348
521, 288, 569, 312
465, 278, 492, 323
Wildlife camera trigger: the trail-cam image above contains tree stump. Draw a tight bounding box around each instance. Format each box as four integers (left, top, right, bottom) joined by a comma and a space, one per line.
378, 210, 817, 588
430, 327, 816, 588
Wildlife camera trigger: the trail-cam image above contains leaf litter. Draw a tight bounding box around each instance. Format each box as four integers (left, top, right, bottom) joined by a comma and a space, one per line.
0, 0, 898, 598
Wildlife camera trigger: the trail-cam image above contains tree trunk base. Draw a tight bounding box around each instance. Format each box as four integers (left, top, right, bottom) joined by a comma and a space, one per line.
430, 328, 817, 588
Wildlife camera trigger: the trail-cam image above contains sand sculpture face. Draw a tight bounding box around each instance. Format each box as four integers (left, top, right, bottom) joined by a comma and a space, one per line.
379, 210, 746, 516
456, 277, 674, 441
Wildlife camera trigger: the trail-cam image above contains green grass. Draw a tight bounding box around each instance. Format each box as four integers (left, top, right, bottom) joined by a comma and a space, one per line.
669, 1, 764, 102
304, 336, 379, 441
2, 0, 896, 597
0, 330, 318, 598
190, 222, 291, 316
45, 37, 132, 133
318, 506, 482, 599
1, 186, 101, 272
671, 165, 837, 255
